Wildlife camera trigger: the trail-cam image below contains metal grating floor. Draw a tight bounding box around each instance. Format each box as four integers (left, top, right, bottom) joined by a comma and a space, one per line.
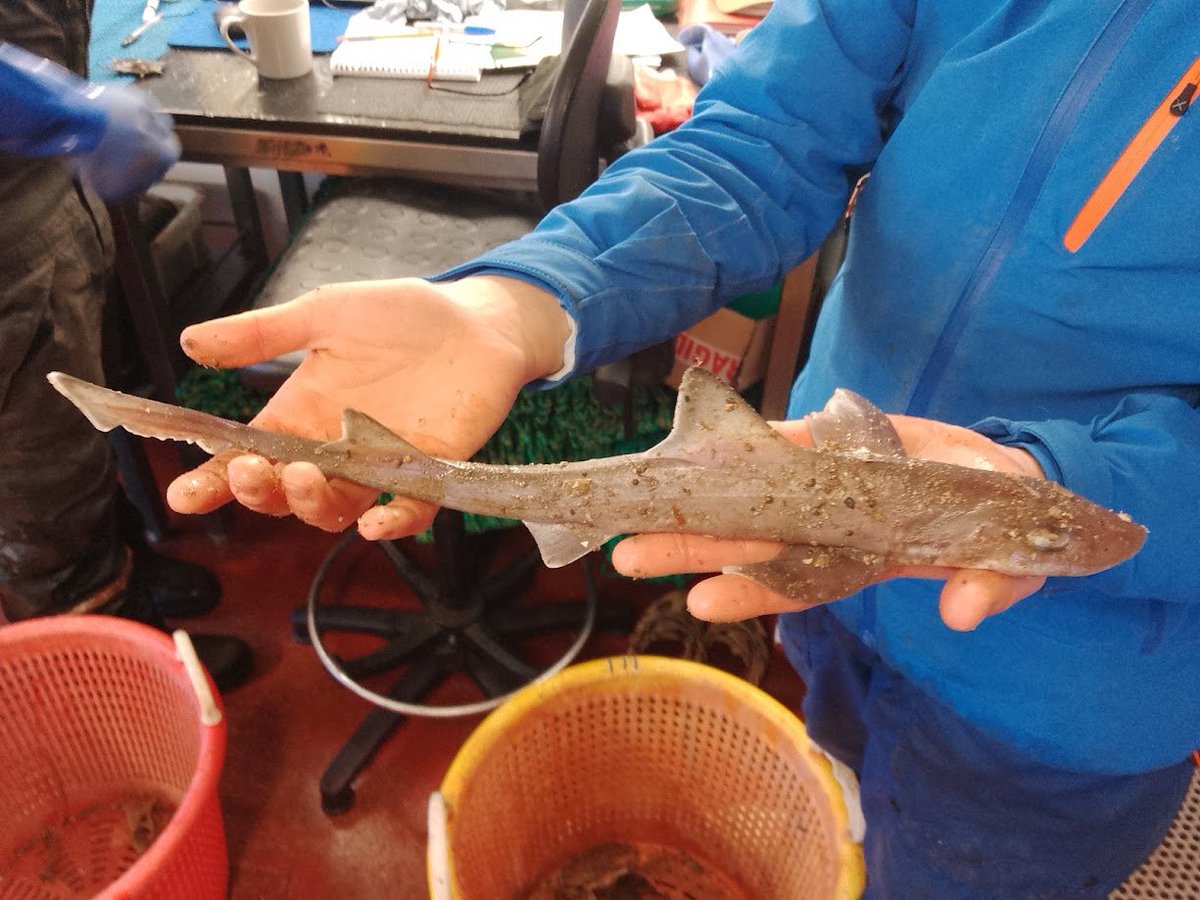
1112, 769, 1200, 899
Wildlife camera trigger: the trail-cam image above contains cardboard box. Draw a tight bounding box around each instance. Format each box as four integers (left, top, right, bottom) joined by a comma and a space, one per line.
665, 306, 776, 391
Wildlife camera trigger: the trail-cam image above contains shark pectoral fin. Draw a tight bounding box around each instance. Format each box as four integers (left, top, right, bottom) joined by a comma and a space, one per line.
647, 366, 803, 468
723, 545, 886, 607
524, 521, 617, 568
808, 388, 906, 458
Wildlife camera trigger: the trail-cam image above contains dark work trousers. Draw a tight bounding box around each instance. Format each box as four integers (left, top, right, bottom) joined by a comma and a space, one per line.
0, 186, 125, 621
778, 606, 1193, 899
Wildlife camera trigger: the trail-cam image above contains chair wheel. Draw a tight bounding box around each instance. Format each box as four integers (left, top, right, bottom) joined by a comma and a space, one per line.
321, 785, 356, 815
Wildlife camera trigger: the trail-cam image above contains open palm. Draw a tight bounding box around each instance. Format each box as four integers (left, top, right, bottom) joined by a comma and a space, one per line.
167, 276, 565, 537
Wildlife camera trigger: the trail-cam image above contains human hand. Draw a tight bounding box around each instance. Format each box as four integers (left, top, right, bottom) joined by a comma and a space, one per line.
70, 84, 180, 203
167, 275, 571, 537
612, 414, 1048, 631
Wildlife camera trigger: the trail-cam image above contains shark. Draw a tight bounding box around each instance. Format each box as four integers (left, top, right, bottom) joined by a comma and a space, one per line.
47, 367, 1146, 606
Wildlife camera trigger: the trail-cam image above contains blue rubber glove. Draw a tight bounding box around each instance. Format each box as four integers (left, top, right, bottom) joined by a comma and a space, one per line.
71, 83, 181, 203
0, 41, 180, 202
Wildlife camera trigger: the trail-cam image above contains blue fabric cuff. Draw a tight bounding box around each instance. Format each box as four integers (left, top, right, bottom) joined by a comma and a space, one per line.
432, 240, 653, 381
973, 415, 1121, 596
971, 415, 1117, 511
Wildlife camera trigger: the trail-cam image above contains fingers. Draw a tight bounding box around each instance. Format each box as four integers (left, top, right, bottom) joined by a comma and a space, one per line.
169, 454, 390, 534
685, 566, 1043, 628
275, 462, 380, 532
611, 533, 783, 578
768, 418, 816, 447
227, 456, 293, 518
179, 294, 318, 369
357, 498, 438, 541
887, 415, 1044, 478
936, 569, 1045, 631
167, 450, 239, 514
685, 574, 801, 622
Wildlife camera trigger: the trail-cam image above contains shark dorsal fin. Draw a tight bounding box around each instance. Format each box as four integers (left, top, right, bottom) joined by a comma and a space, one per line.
808, 388, 905, 458
324, 409, 431, 461
647, 366, 800, 468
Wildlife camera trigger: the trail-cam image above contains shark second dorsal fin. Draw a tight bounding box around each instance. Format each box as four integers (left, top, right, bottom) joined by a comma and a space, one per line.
808, 388, 906, 458
647, 366, 801, 468
525, 521, 618, 568
322, 409, 435, 463
725, 544, 887, 606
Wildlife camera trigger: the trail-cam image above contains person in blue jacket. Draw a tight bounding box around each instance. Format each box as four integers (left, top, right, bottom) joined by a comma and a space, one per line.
1, 17, 252, 689
166, 0, 1198, 894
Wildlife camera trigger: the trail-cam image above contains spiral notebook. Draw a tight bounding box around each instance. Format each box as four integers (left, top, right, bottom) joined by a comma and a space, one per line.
329, 33, 489, 82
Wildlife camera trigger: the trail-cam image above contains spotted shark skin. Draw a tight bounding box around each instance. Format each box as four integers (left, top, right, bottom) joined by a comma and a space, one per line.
48, 368, 1146, 606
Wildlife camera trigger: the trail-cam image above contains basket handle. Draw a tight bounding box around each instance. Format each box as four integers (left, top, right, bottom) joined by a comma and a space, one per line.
173, 630, 223, 727
818, 746, 866, 843
427, 791, 452, 900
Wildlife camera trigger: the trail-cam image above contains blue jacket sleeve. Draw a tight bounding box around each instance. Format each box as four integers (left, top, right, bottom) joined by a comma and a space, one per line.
438, 0, 915, 374
975, 392, 1200, 604
0, 41, 107, 158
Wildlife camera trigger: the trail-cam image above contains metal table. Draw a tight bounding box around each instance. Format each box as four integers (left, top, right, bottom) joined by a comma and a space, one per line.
113, 47, 544, 535
144, 51, 541, 197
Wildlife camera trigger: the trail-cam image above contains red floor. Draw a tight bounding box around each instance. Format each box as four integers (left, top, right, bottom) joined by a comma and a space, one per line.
151, 477, 806, 898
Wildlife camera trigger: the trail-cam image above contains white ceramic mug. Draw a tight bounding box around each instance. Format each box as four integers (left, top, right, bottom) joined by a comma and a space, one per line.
218, 0, 312, 80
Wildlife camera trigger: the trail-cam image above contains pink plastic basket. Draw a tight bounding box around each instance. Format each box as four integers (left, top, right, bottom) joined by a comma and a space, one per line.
0, 616, 227, 899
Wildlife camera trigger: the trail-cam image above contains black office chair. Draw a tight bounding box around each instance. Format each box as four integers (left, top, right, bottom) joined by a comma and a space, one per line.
239, 0, 637, 813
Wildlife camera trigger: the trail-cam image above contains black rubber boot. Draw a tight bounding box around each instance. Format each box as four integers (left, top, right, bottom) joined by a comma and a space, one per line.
128, 546, 221, 619
187, 633, 255, 694
100, 582, 253, 693
118, 493, 221, 619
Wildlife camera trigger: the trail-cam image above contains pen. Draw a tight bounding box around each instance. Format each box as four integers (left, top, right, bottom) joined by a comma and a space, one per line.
340, 24, 496, 42
427, 30, 442, 86
122, 8, 162, 46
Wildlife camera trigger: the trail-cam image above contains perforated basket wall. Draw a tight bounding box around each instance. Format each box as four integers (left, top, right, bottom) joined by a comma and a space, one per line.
0, 617, 227, 900
1111, 769, 1200, 900
437, 655, 863, 899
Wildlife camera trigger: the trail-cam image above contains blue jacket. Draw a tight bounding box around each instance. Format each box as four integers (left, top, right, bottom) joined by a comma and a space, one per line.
450, 0, 1200, 775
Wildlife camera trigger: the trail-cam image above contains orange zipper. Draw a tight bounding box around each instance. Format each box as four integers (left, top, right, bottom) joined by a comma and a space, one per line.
1064, 56, 1200, 253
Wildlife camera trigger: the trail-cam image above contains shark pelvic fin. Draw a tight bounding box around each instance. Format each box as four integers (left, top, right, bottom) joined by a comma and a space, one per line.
648, 367, 800, 468
524, 521, 617, 568
724, 544, 887, 606
808, 388, 905, 458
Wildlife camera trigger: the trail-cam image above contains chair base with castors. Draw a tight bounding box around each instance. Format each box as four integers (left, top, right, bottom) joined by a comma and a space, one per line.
293, 510, 632, 814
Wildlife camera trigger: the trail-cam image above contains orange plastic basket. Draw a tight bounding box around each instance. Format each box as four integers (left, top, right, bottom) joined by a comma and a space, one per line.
0, 616, 227, 899
428, 655, 865, 899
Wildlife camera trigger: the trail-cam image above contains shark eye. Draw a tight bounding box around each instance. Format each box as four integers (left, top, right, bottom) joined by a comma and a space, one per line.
1025, 528, 1071, 551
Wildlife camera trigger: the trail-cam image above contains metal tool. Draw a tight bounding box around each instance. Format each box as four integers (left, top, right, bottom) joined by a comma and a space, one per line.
121, 0, 164, 47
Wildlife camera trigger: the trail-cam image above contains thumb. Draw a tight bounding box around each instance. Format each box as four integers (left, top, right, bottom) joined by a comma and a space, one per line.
180, 295, 318, 368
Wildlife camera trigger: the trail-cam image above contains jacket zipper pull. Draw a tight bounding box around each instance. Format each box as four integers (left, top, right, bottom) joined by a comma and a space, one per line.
1169, 82, 1196, 116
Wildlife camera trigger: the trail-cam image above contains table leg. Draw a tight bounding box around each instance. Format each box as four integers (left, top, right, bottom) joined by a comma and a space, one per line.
108, 200, 232, 542
278, 170, 310, 233
224, 166, 270, 272
109, 200, 179, 402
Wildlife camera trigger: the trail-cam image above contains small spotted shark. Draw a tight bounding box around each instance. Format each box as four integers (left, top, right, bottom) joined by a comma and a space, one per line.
48, 367, 1145, 606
